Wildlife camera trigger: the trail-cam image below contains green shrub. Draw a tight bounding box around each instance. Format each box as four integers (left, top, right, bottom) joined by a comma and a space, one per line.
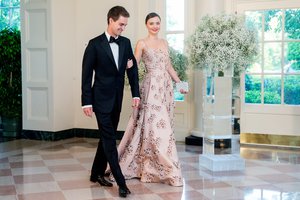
0, 28, 22, 118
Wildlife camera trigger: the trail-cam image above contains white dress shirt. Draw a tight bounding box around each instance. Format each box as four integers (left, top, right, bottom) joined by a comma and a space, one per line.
105, 31, 119, 70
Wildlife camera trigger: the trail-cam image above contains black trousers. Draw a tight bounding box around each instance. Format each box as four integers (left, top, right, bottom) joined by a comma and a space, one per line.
91, 102, 126, 187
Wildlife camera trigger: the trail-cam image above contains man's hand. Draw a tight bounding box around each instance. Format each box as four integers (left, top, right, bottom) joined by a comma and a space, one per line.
83, 107, 93, 117
132, 98, 140, 108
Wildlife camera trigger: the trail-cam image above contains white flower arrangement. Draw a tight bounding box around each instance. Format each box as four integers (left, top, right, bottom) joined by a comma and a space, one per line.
187, 14, 258, 75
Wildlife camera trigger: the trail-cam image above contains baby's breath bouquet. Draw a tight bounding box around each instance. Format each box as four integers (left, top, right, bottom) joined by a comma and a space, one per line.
187, 14, 258, 76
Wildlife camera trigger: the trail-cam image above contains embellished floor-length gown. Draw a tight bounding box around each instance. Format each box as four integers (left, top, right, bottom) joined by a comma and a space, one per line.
114, 45, 183, 186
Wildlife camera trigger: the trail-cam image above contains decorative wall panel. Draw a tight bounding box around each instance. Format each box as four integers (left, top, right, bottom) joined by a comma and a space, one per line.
26, 48, 48, 81
27, 88, 49, 120
25, 9, 47, 43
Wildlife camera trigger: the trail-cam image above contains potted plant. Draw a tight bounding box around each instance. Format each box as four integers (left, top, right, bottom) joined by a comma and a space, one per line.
0, 28, 22, 137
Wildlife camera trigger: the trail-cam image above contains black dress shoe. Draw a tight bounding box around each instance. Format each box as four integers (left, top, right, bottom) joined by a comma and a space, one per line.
104, 171, 110, 177
124, 186, 131, 194
119, 186, 130, 198
90, 175, 97, 182
90, 175, 113, 187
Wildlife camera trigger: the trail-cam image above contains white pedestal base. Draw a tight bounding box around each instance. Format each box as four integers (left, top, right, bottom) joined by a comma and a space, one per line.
199, 154, 245, 171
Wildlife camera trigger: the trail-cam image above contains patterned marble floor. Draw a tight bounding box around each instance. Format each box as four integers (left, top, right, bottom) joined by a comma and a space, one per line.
0, 137, 300, 200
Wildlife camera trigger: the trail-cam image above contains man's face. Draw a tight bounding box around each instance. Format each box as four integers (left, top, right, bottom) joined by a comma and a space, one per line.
108, 16, 128, 37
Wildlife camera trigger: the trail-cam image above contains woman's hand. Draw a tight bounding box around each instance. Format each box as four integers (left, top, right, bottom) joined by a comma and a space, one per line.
126, 59, 133, 69
179, 89, 188, 94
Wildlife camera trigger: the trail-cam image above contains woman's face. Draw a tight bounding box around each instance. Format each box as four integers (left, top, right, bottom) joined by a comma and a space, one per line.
146, 16, 161, 35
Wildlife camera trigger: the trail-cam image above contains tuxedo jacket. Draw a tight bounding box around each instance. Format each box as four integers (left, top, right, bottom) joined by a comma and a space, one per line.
81, 33, 140, 113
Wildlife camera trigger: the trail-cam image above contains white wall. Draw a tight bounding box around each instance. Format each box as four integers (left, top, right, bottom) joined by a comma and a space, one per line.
51, 0, 76, 130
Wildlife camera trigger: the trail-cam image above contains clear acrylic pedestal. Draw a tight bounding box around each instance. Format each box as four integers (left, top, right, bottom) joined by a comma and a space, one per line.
199, 135, 245, 171
199, 71, 245, 171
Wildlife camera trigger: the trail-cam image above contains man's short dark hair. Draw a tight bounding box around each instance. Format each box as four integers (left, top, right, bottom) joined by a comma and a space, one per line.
107, 6, 130, 24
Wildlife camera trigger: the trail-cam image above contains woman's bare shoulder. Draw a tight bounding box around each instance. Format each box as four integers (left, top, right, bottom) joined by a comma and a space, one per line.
160, 38, 169, 46
136, 39, 147, 46
135, 39, 147, 50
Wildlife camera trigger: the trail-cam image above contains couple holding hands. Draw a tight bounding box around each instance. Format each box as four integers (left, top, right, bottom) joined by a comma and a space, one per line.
81, 6, 188, 198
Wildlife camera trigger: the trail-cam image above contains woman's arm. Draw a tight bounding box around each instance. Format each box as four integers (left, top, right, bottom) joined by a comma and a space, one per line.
134, 40, 145, 64
127, 40, 144, 69
163, 40, 181, 83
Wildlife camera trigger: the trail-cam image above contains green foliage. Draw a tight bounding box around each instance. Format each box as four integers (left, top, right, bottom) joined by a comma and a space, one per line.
264, 9, 300, 70
264, 91, 281, 104
245, 74, 300, 105
284, 9, 300, 39
284, 76, 300, 105
264, 10, 282, 32
125, 47, 188, 85
174, 91, 184, 101
0, 0, 20, 31
169, 47, 188, 81
245, 90, 281, 104
0, 27, 22, 118
285, 9, 300, 71
287, 42, 300, 71
245, 75, 261, 103
264, 77, 281, 94
245, 75, 261, 91
245, 90, 261, 104
0, 0, 20, 7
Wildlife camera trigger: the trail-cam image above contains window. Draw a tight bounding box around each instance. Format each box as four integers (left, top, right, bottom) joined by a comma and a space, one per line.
245, 9, 300, 105
166, 0, 184, 53
166, 0, 185, 101
0, 0, 20, 31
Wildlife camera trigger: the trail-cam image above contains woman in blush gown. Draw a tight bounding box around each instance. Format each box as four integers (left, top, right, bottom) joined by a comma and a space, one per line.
110, 12, 187, 187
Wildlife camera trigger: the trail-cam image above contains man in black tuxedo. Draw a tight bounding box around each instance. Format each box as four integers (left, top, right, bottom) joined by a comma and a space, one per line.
81, 6, 140, 198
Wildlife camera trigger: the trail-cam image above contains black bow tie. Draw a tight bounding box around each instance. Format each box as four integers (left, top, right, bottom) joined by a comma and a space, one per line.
109, 36, 120, 45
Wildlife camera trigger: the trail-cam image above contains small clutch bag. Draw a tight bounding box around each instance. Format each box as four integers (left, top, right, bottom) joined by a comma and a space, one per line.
176, 81, 189, 92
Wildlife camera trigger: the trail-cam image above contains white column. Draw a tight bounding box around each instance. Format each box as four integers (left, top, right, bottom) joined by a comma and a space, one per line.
190, 0, 225, 137
21, 0, 53, 131
21, 0, 76, 132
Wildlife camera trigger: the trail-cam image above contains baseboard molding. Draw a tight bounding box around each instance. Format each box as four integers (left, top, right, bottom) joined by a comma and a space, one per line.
240, 133, 300, 148
20, 129, 125, 141
185, 135, 232, 148
185, 135, 202, 146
